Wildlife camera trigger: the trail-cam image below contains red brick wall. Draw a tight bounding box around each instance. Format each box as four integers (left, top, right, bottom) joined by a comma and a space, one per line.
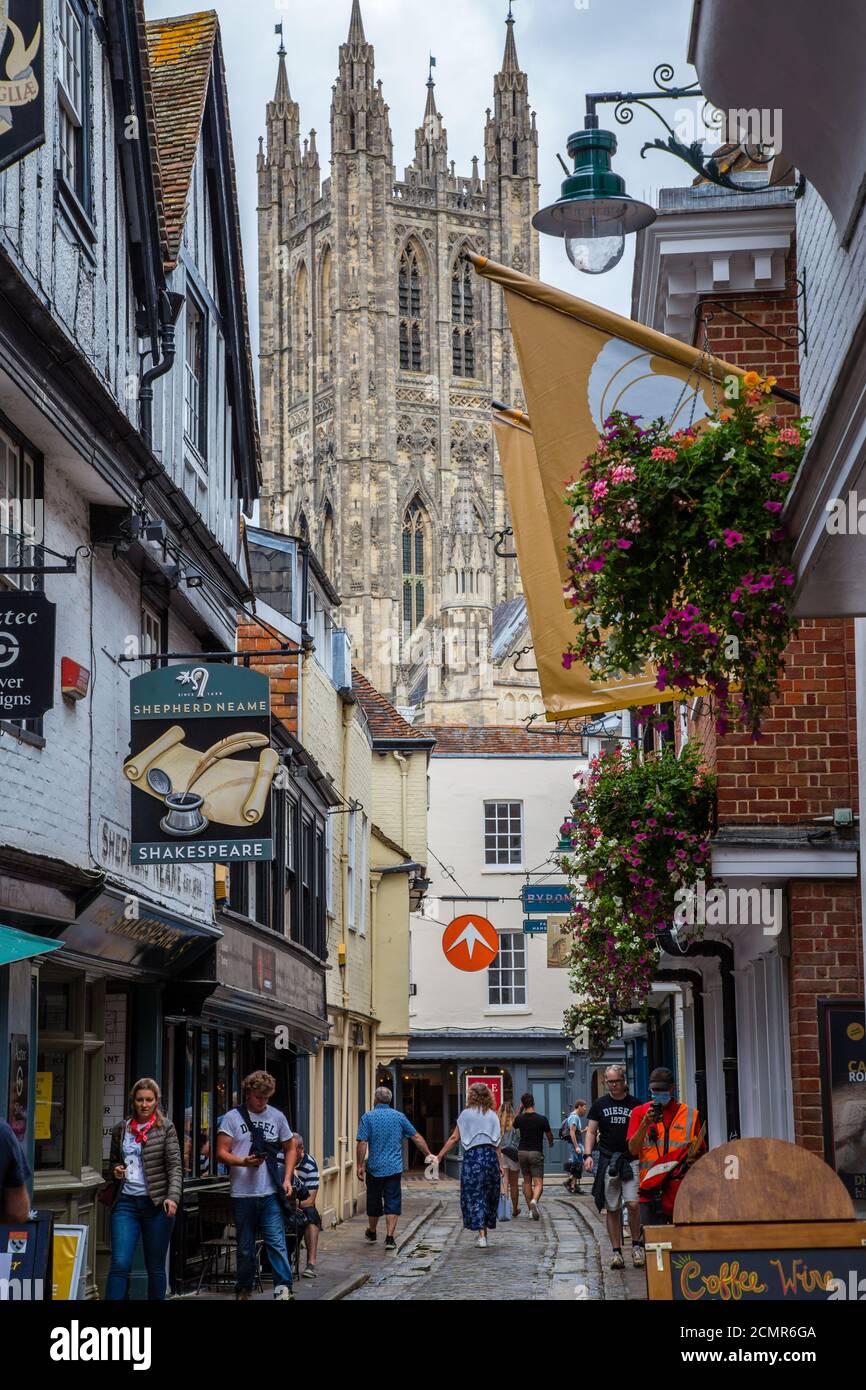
682, 252, 863, 1156
236, 618, 300, 734
788, 881, 863, 1154
715, 617, 859, 824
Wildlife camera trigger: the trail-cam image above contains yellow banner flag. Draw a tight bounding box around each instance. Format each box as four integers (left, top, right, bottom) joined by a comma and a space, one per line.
479, 254, 742, 722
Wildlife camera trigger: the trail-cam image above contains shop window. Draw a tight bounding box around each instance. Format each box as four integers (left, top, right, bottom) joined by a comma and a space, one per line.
322, 1048, 335, 1166
35, 1049, 69, 1170
34, 973, 104, 1181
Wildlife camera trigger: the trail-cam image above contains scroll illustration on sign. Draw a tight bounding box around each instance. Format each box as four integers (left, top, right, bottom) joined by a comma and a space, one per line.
0, 3, 41, 138
123, 725, 278, 837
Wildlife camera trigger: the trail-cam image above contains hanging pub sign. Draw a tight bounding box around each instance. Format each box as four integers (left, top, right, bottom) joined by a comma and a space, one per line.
0, 2, 45, 175
124, 662, 278, 863
0, 589, 55, 718
819, 998, 866, 1202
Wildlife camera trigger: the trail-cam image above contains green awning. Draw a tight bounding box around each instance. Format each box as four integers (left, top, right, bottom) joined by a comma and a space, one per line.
0, 924, 64, 966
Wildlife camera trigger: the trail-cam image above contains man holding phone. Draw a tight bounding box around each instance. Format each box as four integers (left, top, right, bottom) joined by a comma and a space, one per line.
217, 1070, 297, 1300
627, 1067, 703, 1226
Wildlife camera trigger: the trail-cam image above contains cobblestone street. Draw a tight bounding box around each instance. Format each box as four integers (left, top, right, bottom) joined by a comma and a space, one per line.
344, 1182, 647, 1302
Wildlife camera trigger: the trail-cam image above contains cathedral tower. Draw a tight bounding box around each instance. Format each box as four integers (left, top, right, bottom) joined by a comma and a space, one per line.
258, 3, 543, 724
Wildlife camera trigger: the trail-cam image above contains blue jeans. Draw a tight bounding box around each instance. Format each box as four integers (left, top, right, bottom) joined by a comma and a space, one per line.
233, 1194, 293, 1293
106, 1194, 175, 1300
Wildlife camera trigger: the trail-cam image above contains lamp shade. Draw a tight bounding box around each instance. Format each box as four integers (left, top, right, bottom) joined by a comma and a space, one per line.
533, 127, 657, 240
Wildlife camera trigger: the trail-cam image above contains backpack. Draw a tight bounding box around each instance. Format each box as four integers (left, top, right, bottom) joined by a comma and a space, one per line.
560, 1114, 584, 1143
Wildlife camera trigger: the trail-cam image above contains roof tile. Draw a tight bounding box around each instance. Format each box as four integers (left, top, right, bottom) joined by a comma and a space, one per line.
352, 669, 436, 746
431, 725, 586, 756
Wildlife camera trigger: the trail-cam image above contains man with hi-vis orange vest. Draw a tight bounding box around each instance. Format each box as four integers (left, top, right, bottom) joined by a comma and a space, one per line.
627, 1068, 705, 1226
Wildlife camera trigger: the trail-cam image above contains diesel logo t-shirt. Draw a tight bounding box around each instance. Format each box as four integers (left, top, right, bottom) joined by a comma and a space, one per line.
587, 1094, 640, 1154
218, 1105, 292, 1196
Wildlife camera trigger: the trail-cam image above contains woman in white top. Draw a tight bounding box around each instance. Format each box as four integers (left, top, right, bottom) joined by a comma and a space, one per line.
437, 1083, 503, 1248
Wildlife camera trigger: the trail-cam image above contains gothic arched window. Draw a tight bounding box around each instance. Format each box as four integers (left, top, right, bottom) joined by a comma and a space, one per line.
451, 259, 476, 378
295, 262, 309, 395
297, 510, 310, 542
402, 499, 428, 640
399, 244, 424, 372
322, 501, 335, 579
319, 248, 334, 383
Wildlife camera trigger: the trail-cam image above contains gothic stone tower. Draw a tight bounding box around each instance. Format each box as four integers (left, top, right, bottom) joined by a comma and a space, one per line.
258, 2, 539, 723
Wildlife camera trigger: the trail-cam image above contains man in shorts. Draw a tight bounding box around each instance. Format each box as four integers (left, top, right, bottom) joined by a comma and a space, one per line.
356, 1086, 433, 1250
583, 1066, 644, 1269
512, 1093, 554, 1220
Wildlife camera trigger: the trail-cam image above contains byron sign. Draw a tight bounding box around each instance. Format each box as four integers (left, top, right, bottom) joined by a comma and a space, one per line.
0, 589, 55, 718
124, 663, 277, 863
0, 2, 45, 175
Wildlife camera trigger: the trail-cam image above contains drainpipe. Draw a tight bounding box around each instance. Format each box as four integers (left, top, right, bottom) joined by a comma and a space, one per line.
392, 750, 409, 848
658, 931, 740, 1140
139, 290, 185, 449
655, 969, 708, 1138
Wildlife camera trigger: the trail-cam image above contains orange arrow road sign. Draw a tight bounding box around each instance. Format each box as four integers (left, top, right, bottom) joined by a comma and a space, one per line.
441, 914, 499, 972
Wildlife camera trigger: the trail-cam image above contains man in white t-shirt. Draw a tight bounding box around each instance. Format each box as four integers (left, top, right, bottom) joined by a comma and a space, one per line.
216, 1069, 297, 1300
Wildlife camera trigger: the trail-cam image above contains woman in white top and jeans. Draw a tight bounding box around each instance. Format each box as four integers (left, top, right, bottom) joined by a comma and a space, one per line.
438, 1083, 503, 1247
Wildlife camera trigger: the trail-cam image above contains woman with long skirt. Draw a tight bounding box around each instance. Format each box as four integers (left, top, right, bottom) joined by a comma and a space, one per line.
438, 1082, 503, 1248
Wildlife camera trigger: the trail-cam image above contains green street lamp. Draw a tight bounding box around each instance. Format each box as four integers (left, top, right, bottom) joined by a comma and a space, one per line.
534, 65, 800, 276
533, 124, 656, 275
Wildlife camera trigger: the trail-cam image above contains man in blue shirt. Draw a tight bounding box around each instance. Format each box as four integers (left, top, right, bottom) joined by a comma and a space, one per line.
356, 1086, 432, 1250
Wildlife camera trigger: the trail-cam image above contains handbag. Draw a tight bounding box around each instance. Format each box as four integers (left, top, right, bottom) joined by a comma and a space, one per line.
501, 1130, 519, 1162
97, 1179, 121, 1210
497, 1190, 512, 1222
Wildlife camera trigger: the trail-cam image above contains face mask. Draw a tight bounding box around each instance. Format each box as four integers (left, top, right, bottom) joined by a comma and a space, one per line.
650, 1089, 672, 1104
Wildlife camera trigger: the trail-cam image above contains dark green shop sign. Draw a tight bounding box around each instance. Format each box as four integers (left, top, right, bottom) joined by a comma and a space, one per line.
124, 663, 276, 863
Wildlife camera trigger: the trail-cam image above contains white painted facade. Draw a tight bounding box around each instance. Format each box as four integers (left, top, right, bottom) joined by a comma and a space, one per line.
410, 747, 586, 1032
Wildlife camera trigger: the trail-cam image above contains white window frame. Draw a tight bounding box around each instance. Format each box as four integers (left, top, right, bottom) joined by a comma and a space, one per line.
140, 601, 163, 669
487, 930, 527, 1008
346, 808, 356, 931
184, 295, 207, 459
483, 800, 524, 868
57, 0, 84, 196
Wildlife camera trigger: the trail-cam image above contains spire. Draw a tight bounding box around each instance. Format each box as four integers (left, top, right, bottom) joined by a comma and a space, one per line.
347, 0, 365, 44
274, 51, 289, 103
424, 54, 437, 121
502, 3, 520, 74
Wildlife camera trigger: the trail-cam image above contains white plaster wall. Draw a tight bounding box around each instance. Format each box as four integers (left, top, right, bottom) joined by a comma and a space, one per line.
409, 751, 586, 1031
0, 459, 213, 923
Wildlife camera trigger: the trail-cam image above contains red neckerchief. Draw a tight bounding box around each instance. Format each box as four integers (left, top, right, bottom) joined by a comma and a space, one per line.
130, 1115, 157, 1144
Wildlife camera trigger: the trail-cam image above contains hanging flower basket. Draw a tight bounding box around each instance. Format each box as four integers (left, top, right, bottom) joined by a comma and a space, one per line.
560, 743, 715, 1053
562, 374, 810, 736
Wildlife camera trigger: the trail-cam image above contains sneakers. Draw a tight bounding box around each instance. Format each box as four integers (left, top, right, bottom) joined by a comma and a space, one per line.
301, 1265, 317, 1279
384, 1234, 397, 1251
529, 1198, 540, 1220
273, 1284, 293, 1300
475, 1234, 488, 1248
632, 1245, 646, 1268
610, 1250, 625, 1270
364, 1228, 377, 1243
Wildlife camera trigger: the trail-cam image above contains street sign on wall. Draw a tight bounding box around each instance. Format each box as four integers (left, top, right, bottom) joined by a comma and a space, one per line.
0, 589, 55, 718
523, 918, 547, 935
441, 914, 499, 972
124, 663, 278, 863
0, 2, 45, 175
521, 883, 572, 914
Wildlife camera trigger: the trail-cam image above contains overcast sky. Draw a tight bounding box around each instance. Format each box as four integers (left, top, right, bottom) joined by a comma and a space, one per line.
144, 0, 698, 357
